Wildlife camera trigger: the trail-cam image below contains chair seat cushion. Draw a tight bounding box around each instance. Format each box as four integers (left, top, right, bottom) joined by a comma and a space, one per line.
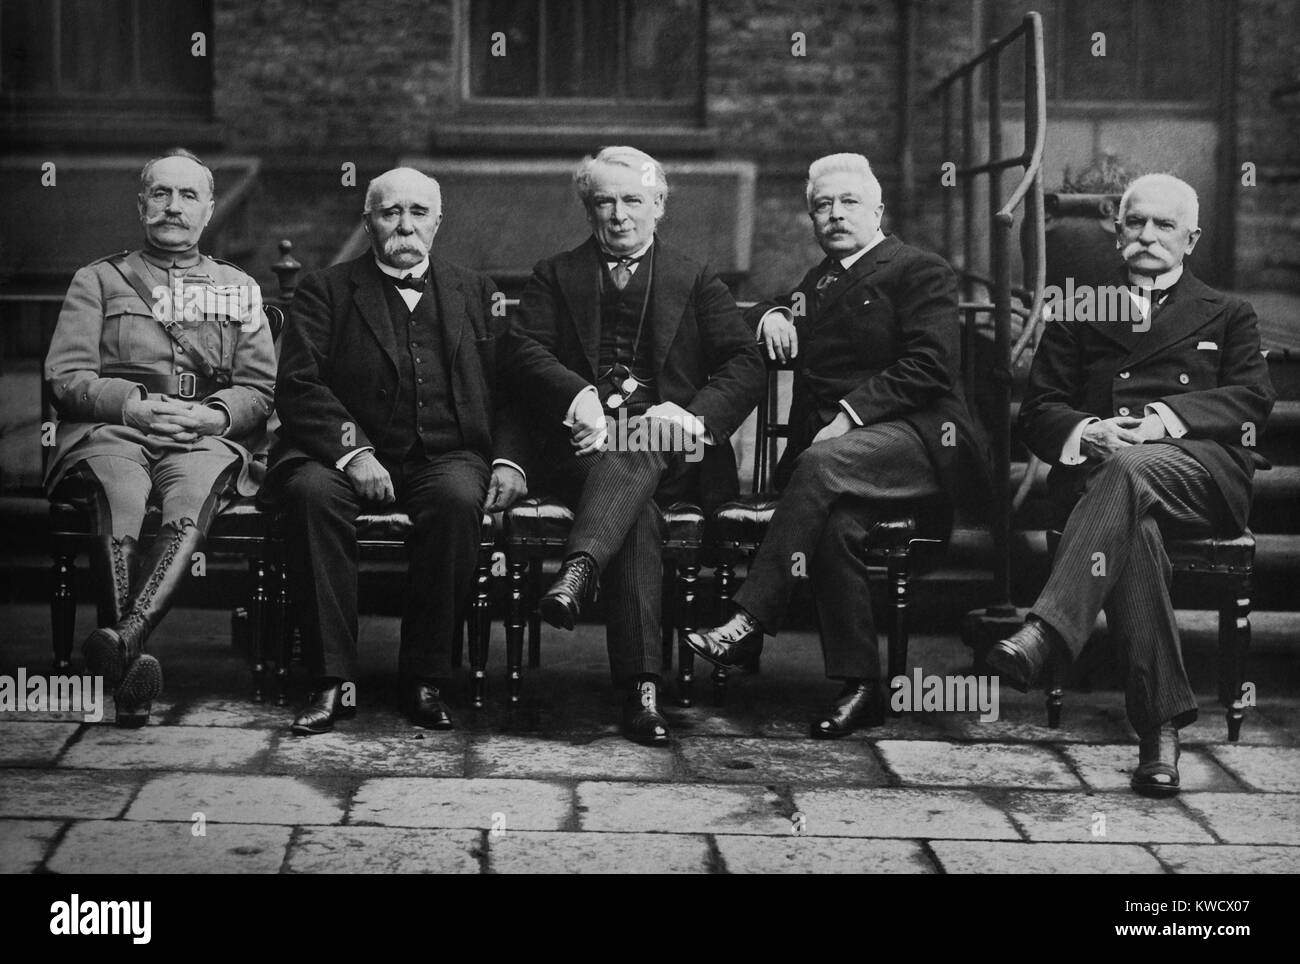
505, 496, 703, 552
1047, 528, 1255, 574
707, 494, 780, 550
51, 496, 269, 541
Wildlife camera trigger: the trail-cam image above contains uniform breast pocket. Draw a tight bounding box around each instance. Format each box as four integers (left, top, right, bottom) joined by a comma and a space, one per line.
103, 295, 160, 363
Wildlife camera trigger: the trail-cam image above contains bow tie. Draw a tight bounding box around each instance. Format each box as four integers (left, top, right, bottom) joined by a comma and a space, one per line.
388, 273, 426, 291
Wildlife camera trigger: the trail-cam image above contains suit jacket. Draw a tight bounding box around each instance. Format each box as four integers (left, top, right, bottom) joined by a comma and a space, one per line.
268, 253, 528, 482
748, 235, 990, 516
1019, 268, 1276, 531
507, 235, 766, 496
45, 249, 276, 496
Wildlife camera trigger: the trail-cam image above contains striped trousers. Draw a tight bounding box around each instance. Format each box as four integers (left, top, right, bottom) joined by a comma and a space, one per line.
1032, 443, 1230, 734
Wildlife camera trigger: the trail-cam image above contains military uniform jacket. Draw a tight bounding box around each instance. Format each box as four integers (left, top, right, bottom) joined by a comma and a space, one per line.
44, 248, 277, 496
1019, 268, 1276, 531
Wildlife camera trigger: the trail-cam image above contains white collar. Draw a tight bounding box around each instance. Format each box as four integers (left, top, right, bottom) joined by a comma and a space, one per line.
600, 238, 655, 263
1127, 263, 1184, 292
837, 230, 888, 270
375, 255, 430, 280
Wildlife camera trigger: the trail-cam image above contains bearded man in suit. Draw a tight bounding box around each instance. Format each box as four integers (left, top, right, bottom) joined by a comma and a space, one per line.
686, 152, 988, 739
270, 167, 529, 735
510, 146, 765, 745
990, 173, 1275, 796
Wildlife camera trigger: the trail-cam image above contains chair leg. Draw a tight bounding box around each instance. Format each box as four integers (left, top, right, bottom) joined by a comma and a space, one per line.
710, 560, 731, 706
527, 562, 543, 669
506, 556, 527, 704
51, 549, 76, 674
470, 549, 491, 710
249, 555, 269, 703
676, 560, 701, 707
1220, 585, 1252, 742
886, 553, 910, 688
1046, 684, 1064, 728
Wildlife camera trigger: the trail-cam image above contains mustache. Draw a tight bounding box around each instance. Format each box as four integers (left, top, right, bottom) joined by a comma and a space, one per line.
1122, 240, 1168, 260
383, 235, 429, 256
144, 212, 189, 227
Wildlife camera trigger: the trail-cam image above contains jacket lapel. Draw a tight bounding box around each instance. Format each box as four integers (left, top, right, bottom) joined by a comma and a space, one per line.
429, 257, 473, 409
1121, 272, 1220, 367
816, 234, 901, 319
350, 257, 399, 371
645, 239, 690, 376
555, 237, 603, 378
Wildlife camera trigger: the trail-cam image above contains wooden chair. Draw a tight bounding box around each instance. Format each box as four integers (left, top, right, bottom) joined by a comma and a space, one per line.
1044, 528, 1255, 740
698, 355, 947, 706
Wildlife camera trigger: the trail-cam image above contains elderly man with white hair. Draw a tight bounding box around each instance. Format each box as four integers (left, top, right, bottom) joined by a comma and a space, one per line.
992, 173, 1275, 796
269, 166, 532, 734
687, 152, 988, 738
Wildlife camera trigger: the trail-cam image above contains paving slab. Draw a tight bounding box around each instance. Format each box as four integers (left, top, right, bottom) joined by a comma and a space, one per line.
171, 697, 298, 729
126, 773, 346, 825
58, 725, 270, 770
930, 840, 1164, 874
1204, 745, 1300, 792
0, 769, 140, 819
876, 740, 1080, 789
792, 788, 1019, 840
350, 777, 571, 830
715, 834, 935, 873
677, 736, 886, 786
267, 731, 466, 777
286, 826, 483, 873
0, 819, 64, 872
0, 721, 82, 765
487, 830, 712, 873
576, 781, 790, 835
1061, 744, 1241, 792
47, 820, 290, 874
467, 735, 674, 781
1178, 707, 1293, 746
1003, 791, 1215, 843
1178, 793, 1300, 845
0, 693, 178, 724
1153, 844, 1300, 874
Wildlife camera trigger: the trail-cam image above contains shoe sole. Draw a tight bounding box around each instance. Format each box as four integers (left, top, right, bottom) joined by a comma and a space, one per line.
290, 721, 334, 736
1131, 780, 1180, 799
684, 633, 744, 670
537, 596, 576, 631
115, 655, 163, 726
985, 644, 1032, 693
84, 628, 126, 687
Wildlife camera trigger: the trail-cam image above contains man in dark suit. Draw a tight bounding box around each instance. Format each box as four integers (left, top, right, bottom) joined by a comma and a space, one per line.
686, 152, 987, 738
990, 173, 1275, 796
511, 146, 765, 745
269, 167, 530, 735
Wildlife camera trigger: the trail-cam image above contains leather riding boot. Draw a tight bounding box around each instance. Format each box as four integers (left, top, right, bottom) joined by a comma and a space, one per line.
109, 519, 204, 726
83, 535, 140, 687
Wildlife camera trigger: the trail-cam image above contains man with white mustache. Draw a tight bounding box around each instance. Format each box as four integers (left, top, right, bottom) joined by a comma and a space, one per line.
268, 167, 533, 734
993, 173, 1276, 797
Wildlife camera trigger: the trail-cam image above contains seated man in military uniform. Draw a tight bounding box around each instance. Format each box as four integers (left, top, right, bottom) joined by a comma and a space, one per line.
44, 148, 276, 726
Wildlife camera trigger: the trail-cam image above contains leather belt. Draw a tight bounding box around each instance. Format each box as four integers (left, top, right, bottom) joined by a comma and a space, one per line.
134, 372, 222, 400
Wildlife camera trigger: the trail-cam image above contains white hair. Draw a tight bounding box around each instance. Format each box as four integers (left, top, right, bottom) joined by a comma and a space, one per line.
806, 153, 882, 210
1119, 173, 1199, 229
363, 167, 443, 219
573, 146, 668, 205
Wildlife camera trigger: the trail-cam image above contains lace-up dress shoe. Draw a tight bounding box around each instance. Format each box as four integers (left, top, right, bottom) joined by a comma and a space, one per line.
1131, 724, 1180, 798
811, 680, 885, 739
624, 675, 670, 746
986, 616, 1064, 692
538, 553, 599, 630
290, 681, 354, 736
685, 612, 763, 670
406, 679, 454, 730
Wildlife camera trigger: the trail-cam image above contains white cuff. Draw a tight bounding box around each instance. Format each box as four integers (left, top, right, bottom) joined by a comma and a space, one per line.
492, 458, 527, 486
336, 447, 374, 471
1146, 402, 1189, 439
565, 385, 599, 425
1060, 417, 1099, 465
838, 400, 863, 427
755, 307, 794, 342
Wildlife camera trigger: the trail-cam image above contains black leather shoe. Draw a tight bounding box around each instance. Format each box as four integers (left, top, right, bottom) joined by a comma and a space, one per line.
986, 616, 1065, 692
624, 675, 670, 746
685, 612, 763, 670
290, 681, 354, 736
538, 553, 598, 630
1131, 723, 1180, 798
406, 679, 454, 731
114, 654, 163, 728
811, 680, 885, 739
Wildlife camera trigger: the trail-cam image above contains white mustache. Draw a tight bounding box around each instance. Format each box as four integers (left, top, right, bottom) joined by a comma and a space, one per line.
1122, 240, 1168, 260
384, 235, 428, 256
144, 212, 188, 227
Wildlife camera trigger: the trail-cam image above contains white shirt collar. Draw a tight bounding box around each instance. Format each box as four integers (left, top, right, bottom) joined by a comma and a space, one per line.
375, 255, 430, 280
601, 238, 655, 263
1127, 263, 1183, 292
836, 230, 888, 270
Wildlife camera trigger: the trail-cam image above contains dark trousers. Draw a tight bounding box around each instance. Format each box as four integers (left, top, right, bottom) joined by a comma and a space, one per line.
735, 420, 941, 680
546, 440, 696, 684
279, 450, 489, 682
1031, 443, 1227, 734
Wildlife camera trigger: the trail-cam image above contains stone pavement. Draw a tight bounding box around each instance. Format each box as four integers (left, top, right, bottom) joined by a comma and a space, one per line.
2, 602, 1298, 874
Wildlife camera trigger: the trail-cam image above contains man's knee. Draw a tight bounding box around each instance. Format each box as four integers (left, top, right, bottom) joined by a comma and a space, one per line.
281, 461, 356, 515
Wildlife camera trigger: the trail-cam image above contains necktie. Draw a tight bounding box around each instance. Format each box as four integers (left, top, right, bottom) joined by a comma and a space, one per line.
609, 256, 640, 291
815, 261, 844, 303
390, 273, 426, 291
